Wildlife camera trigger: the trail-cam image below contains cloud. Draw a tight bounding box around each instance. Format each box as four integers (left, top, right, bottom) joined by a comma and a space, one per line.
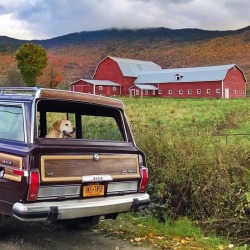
0, 0, 249, 40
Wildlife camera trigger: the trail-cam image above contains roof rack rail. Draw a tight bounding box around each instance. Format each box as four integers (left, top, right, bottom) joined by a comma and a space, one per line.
0, 87, 38, 94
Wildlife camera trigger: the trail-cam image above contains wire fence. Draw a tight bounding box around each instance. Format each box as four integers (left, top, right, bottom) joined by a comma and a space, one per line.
216, 133, 250, 144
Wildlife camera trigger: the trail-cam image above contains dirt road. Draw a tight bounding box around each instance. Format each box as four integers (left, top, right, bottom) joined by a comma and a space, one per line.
0, 217, 153, 250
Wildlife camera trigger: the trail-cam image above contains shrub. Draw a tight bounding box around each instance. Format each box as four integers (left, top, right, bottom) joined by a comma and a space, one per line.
136, 126, 250, 238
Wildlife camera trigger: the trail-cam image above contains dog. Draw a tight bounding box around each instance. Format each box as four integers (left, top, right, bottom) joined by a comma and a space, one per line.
45, 119, 76, 138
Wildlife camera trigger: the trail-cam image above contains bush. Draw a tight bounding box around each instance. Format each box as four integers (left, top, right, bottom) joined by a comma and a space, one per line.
136, 126, 250, 238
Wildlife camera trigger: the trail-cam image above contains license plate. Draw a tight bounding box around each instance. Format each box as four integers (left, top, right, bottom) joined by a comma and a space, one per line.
83, 183, 105, 197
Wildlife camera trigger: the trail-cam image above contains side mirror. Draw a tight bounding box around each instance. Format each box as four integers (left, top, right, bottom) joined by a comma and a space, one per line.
0, 167, 5, 179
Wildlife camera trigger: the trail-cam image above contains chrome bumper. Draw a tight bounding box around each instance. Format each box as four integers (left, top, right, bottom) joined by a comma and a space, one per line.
12, 193, 150, 222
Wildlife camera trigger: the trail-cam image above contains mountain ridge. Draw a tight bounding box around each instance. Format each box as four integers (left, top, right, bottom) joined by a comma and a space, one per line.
0, 26, 250, 88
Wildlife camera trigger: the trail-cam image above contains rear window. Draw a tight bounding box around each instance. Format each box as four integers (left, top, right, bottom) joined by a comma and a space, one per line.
0, 105, 25, 142
36, 100, 126, 141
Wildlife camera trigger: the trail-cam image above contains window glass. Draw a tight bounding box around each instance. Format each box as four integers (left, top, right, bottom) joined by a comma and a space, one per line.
36, 100, 126, 142
82, 115, 124, 141
0, 105, 24, 141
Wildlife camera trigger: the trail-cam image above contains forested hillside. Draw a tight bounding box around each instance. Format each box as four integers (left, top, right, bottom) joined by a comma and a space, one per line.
0, 27, 250, 88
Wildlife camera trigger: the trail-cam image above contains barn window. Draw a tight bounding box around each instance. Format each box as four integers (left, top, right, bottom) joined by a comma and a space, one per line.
179, 89, 183, 94
233, 66, 236, 71
99, 86, 103, 90
241, 90, 245, 94
216, 89, 221, 94
233, 90, 237, 94
197, 89, 201, 94
136, 89, 139, 95
152, 90, 155, 95
158, 90, 162, 95
207, 89, 211, 94
145, 90, 148, 95
169, 90, 172, 94
188, 89, 192, 94
113, 86, 116, 91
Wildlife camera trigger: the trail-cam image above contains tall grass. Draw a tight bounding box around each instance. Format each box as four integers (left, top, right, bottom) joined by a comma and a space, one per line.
122, 97, 250, 241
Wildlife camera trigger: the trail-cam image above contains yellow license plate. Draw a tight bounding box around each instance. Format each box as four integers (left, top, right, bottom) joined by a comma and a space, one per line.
83, 184, 105, 197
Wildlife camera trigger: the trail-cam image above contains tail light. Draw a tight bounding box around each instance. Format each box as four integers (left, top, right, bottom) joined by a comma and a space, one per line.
27, 169, 40, 201
139, 167, 148, 192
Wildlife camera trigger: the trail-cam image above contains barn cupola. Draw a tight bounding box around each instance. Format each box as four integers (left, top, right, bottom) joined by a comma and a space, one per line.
175, 74, 183, 81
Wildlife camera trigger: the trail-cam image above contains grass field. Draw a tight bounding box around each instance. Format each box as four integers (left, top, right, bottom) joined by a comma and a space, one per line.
119, 97, 250, 246
122, 97, 250, 135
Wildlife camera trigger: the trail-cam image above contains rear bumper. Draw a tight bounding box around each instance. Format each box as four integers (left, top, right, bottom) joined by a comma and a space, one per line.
12, 193, 150, 222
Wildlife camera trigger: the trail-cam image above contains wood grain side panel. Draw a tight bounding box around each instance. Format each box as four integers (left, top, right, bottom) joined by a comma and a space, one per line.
0, 153, 22, 182
41, 154, 139, 182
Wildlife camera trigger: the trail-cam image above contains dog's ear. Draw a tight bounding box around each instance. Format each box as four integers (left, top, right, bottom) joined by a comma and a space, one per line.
53, 120, 62, 132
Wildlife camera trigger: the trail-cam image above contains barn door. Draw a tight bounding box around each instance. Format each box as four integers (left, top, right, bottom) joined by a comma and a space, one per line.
130, 89, 135, 97
225, 88, 230, 99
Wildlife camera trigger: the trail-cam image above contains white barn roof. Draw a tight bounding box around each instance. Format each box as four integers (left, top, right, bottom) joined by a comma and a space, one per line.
70, 79, 121, 86
109, 56, 162, 77
129, 85, 159, 90
134, 64, 247, 84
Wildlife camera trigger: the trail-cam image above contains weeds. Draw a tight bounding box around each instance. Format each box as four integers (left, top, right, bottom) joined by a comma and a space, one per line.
122, 97, 250, 244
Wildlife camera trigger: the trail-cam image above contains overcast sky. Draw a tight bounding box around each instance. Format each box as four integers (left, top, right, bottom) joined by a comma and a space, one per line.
0, 0, 249, 40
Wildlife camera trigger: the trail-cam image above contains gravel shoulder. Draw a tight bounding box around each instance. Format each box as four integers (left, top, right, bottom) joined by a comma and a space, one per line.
0, 217, 153, 250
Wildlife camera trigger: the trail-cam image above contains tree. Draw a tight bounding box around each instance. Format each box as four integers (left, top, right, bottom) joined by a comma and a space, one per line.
5, 67, 25, 86
37, 60, 64, 88
16, 43, 48, 87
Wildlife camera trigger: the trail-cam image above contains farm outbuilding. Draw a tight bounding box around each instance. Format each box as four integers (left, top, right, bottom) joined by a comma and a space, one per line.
93, 56, 162, 96
69, 79, 121, 96
134, 64, 247, 98
70, 56, 247, 99
128, 84, 159, 97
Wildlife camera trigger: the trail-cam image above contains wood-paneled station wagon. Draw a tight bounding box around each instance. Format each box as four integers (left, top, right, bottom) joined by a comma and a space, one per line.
0, 87, 150, 225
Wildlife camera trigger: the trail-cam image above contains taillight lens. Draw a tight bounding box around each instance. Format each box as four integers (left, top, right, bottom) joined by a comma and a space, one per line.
27, 170, 40, 201
139, 167, 148, 192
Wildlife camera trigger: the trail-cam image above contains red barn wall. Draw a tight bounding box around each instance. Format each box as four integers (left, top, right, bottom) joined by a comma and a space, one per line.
70, 80, 120, 96
156, 81, 222, 98
70, 80, 93, 93
94, 85, 120, 96
93, 57, 135, 96
223, 67, 246, 98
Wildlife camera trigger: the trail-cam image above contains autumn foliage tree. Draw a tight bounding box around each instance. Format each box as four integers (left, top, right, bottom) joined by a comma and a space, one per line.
37, 60, 64, 88
16, 43, 47, 86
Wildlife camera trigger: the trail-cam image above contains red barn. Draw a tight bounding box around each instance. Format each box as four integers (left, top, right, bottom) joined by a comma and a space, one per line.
93, 56, 162, 96
128, 85, 159, 97
134, 64, 247, 98
69, 79, 121, 96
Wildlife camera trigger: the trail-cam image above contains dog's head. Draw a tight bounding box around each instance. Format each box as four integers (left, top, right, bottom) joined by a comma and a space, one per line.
53, 119, 76, 138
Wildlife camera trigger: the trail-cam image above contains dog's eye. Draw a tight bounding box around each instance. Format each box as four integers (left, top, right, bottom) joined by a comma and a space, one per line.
65, 124, 68, 126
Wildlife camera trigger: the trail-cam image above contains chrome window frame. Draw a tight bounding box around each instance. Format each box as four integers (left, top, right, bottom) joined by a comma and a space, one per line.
0, 101, 27, 143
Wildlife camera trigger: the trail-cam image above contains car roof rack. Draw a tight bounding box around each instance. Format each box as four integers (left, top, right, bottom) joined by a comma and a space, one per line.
0, 87, 38, 94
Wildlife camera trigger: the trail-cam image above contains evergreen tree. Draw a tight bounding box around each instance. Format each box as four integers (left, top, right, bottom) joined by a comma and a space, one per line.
16, 43, 47, 87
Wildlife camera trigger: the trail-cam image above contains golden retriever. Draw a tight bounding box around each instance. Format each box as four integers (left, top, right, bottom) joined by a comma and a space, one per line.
45, 119, 76, 138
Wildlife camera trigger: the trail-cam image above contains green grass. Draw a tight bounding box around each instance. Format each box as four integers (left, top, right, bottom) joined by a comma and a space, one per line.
121, 97, 250, 135
99, 213, 234, 249
118, 97, 250, 247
